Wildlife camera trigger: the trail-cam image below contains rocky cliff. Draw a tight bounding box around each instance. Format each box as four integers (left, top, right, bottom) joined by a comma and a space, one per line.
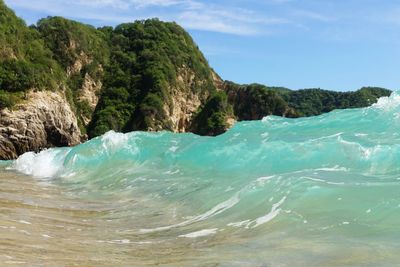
0, 90, 81, 159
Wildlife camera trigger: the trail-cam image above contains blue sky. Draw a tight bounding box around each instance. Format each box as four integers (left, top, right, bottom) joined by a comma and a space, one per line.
4, 0, 400, 91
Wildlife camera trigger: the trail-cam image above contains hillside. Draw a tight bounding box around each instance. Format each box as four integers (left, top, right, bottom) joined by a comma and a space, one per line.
278, 86, 392, 117
0, 0, 392, 159
88, 20, 217, 137
0, 1, 64, 108
36, 16, 110, 133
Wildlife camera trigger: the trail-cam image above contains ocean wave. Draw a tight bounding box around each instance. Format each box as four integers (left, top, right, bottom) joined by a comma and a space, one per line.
3, 92, 400, 234
7, 92, 400, 179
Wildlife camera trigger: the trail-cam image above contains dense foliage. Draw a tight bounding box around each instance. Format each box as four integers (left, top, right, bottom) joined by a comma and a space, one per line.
0, 1, 64, 108
88, 19, 216, 137
222, 82, 392, 122
37, 17, 110, 72
225, 82, 297, 120
278, 87, 392, 116
0, 90, 22, 109
36, 16, 110, 133
191, 91, 233, 136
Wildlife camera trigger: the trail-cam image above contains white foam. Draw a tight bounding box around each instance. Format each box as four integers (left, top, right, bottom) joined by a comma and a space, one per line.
109, 239, 130, 244
140, 192, 240, 233
18, 220, 31, 225
8, 149, 67, 178
228, 196, 287, 229
250, 196, 286, 228
227, 220, 251, 228
101, 131, 129, 153
372, 92, 400, 111
309, 132, 343, 142
315, 165, 348, 172
179, 228, 218, 238
261, 116, 278, 123
224, 186, 235, 192
169, 146, 179, 152
164, 169, 180, 175
255, 175, 276, 186
304, 176, 345, 186
355, 133, 368, 137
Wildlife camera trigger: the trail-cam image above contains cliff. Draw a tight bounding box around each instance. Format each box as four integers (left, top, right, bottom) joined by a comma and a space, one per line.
0, 90, 81, 160
0, 1, 392, 159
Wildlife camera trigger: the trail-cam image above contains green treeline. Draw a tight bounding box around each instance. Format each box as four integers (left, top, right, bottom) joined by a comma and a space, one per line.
278, 87, 391, 116
0, 1, 64, 108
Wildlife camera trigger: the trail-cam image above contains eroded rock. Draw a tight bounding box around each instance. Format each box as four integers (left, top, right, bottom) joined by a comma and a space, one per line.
0, 90, 81, 160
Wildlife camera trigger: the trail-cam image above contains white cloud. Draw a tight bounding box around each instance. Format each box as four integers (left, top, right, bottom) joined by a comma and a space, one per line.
77, 0, 130, 9
178, 11, 259, 35
76, 0, 195, 9
130, 0, 187, 8
173, 3, 290, 35
4, 0, 333, 36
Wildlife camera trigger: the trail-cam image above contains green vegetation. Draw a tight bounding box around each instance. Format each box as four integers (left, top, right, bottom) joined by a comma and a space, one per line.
36, 16, 109, 73
222, 82, 391, 123
225, 82, 297, 120
36, 16, 110, 134
0, 1, 64, 102
88, 19, 216, 137
191, 91, 233, 136
278, 87, 391, 117
0, 90, 22, 109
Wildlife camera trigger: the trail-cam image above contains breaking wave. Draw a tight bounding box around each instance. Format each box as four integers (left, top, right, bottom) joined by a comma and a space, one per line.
3, 92, 400, 266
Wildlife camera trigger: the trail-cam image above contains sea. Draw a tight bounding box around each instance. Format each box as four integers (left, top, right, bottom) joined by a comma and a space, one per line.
1, 93, 400, 266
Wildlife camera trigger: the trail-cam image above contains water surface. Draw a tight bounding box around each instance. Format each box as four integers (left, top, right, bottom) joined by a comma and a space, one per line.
2, 93, 400, 266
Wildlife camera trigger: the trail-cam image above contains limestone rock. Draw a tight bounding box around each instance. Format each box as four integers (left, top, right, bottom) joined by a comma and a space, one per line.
0, 91, 81, 160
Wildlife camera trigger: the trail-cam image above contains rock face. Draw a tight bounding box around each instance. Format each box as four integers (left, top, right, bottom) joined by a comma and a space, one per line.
164, 89, 203, 133
77, 73, 103, 125
66, 50, 92, 76
0, 91, 81, 160
79, 74, 102, 108
162, 68, 212, 133
162, 69, 224, 133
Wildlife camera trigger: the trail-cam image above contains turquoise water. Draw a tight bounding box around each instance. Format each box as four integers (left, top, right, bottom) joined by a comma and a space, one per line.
2, 93, 400, 266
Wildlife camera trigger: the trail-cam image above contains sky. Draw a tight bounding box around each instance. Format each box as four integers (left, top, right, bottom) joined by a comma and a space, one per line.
4, 0, 400, 91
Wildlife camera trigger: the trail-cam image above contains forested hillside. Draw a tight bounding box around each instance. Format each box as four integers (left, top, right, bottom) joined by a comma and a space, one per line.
88, 20, 217, 137
0, 1, 64, 108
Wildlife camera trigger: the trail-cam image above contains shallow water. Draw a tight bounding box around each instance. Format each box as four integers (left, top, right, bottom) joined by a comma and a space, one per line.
2, 93, 400, 266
